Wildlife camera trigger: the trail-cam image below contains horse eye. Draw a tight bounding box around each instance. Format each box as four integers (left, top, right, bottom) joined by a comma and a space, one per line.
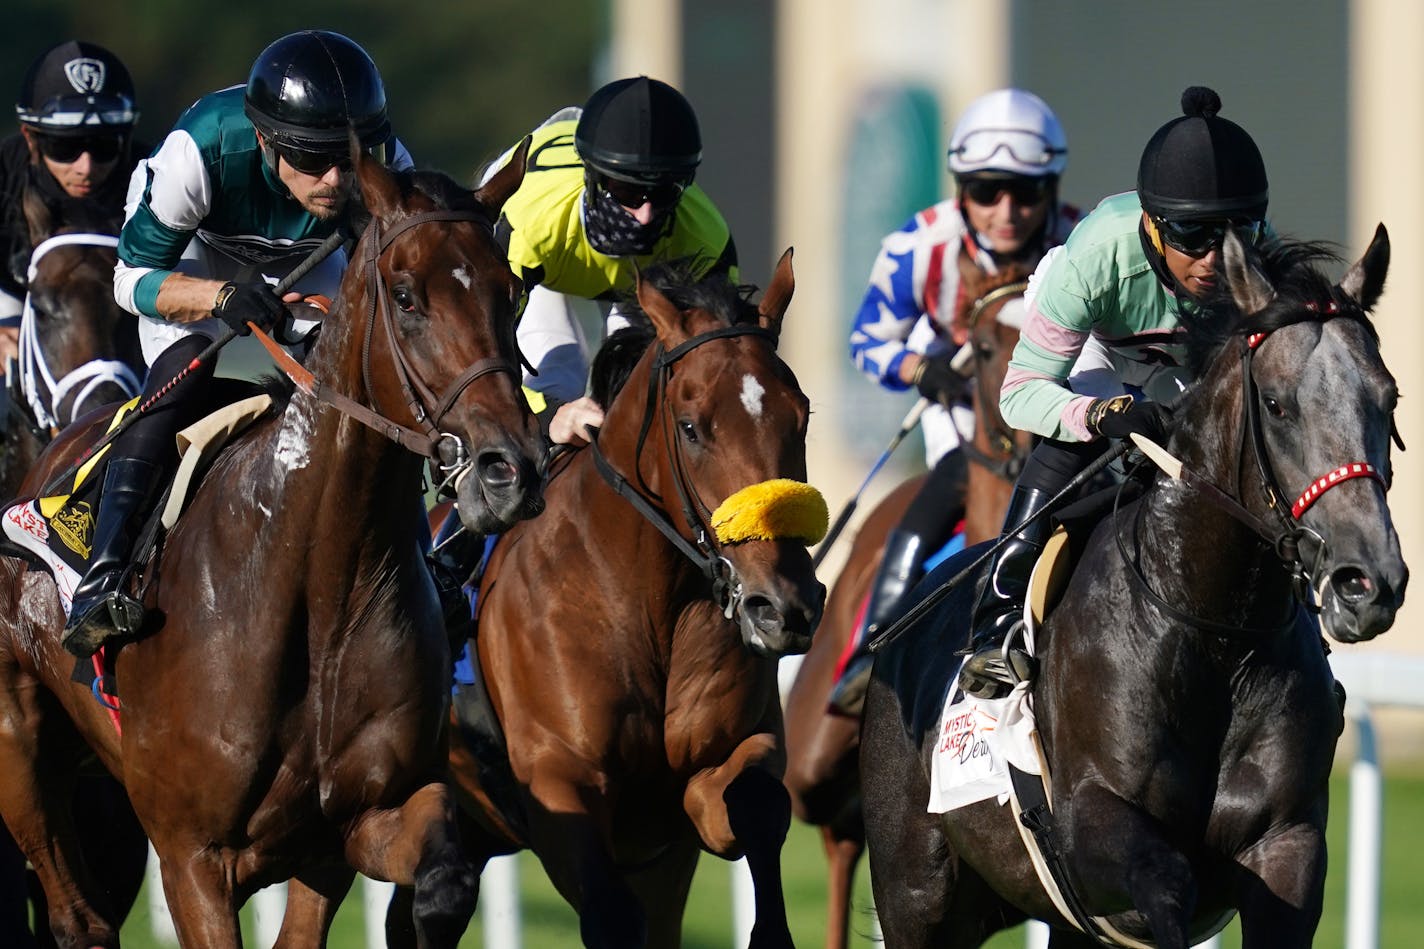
679, 420, 698, 443
392, 286, 418, 313
1263, 396, 1286, 418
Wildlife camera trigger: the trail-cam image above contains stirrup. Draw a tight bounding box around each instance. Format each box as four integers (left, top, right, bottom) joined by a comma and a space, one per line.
958, 620, 1036, 700
62, 591, 146, 658
827, 654, 874, 717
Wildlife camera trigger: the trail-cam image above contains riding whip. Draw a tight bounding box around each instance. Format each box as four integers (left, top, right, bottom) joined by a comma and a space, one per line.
811, 396, 929, 570
39, 228, 348, 498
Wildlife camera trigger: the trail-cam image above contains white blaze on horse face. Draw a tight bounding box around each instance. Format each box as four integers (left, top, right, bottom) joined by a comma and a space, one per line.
452, 266, 472, 290
274, 404, 313, 472
740, 374, 766, 420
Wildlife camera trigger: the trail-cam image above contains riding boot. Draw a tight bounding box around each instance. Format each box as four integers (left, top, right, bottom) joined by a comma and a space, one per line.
827, 529, 925, 716
62, 456, 163, 658
428, 507, 483, 654
958, 486, 1054, 699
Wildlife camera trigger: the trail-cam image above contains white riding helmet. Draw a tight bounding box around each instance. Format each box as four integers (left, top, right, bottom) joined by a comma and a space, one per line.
947, 89, 1068, 178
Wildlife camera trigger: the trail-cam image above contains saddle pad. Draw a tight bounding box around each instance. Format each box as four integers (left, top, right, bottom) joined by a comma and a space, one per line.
927, 672, 1040, 813
3, 499, 86, 616
160, 394, 272, 529
1027, 525, 1073, 632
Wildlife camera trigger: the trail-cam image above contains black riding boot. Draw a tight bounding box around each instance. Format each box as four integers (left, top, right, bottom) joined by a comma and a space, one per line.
827, 529, 925, 716
958, 486, 1053, 699
428, 507, 483, 654
62, 456, 162, 658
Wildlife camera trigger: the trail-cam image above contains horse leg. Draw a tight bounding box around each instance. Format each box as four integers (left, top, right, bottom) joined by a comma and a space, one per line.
623, 839, 699, 949
1068, 786, 1194, 949
271, 867, 355, 949
683, 735, 793, 949
155, 847, 243, 949
819, 823, 864, 949
342, 782, 478, 949
1232, 822, 1327, 948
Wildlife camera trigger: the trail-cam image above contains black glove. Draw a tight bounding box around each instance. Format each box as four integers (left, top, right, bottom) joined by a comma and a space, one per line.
912, 354, 969, 405
212, 281, 287, 336
1086, 394, 1172, 443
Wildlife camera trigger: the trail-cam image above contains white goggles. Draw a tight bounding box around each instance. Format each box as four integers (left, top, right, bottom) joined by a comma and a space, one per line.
950, 128, 1064, 168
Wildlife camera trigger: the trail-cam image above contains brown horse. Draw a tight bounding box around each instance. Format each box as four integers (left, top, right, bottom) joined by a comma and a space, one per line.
402, 254, 826, 948
0, 145, 545, 949
783, 261, 1031, 949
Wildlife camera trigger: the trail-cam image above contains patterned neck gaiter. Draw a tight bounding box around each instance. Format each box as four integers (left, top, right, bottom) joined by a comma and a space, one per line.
582, 184, 674, 257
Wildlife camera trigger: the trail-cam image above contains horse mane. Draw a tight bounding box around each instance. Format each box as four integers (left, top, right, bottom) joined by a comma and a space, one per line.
950, 261, 1030, 337
1182, 237, 1379, 379
344, 166, 491, 236
590, 260, 761, 406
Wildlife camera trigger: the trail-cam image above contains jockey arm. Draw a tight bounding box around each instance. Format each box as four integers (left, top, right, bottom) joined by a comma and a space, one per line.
849, 213, 943, 392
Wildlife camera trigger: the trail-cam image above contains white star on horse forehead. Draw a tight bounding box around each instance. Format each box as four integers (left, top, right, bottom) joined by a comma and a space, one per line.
740, 373, 766, 419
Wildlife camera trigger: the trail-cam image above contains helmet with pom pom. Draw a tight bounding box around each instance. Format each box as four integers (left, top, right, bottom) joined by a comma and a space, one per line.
1137, 86, 1267, 222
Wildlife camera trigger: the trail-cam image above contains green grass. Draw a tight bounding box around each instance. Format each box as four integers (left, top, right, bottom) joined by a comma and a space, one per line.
113, 771, 1424, 947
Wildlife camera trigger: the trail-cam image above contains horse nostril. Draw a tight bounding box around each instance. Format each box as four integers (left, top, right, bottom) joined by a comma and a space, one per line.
477, 453, 519, 491
1331, 567, 1374, 604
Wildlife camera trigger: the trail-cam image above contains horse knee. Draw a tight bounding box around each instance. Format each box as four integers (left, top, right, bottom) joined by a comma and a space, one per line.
725, 768, 792, 850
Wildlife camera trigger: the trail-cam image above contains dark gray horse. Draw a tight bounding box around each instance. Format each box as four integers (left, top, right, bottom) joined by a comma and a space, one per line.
860, 225, 1405, 949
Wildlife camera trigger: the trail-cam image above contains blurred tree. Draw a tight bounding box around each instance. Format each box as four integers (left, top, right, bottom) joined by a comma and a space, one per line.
3, 0, 603, 182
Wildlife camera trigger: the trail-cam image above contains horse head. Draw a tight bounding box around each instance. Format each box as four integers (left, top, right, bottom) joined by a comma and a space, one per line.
340, 141, 545, 533
1181, 225, 1406, 643
17, 187, 140, 429
609, 251, 827, 656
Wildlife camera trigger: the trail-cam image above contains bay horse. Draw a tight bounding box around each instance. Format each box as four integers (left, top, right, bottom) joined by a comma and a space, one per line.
0, 143, 546, 949
860, 226, 1405, 948
782, 260, 1032, 949
0, 188, 142, 498
0, 185, 146, 948
400, 254, 826, 948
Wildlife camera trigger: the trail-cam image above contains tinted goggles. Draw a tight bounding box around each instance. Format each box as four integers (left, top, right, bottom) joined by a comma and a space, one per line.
949, 129, 1066, 168
959, 175, 1051, 206
598, 174, 690, 209
1155, 217, 1265, 256
276, 139, 389, 176
36, 133, 125, 164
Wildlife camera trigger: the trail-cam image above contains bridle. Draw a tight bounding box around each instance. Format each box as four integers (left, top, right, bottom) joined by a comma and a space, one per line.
258, 209, 520, 492
590, 323, 778, 620
19, 233, 140, 432
1119, 303, 1389, 637
953, 279, 1031, 481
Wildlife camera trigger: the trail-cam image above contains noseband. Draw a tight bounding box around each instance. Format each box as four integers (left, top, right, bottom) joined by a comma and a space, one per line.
20, 233, 141, 432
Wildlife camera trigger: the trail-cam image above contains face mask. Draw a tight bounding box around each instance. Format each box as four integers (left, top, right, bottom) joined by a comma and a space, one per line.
583, 184, 673, 257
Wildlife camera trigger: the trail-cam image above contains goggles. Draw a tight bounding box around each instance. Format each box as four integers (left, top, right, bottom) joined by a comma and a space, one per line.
959, 175, 1052, 207
598, 173, 690, 210
949, 128, 1066, 169
1154, 216, 1266, 256
35, 132, 125, 164
19, 93, 137, 130
275, 139, 389, 177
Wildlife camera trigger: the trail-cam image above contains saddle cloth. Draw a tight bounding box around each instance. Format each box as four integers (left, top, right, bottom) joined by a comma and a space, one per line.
927, 527, 1071, 813
1, 394, 272, 617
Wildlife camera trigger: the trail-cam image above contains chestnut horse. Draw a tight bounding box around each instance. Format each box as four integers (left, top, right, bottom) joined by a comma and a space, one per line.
782, 262, 1031, 948
0, 146, 545, 948
401, 254, 826, 948
861, 229, 1405, 947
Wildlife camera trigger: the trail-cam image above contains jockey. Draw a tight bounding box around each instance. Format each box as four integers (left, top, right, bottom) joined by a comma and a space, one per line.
0, 40, 145, 367
62, 30, 413, 658
958, 86, 1271, 699
829, 88, 1080, 715
428, 76, 740, 607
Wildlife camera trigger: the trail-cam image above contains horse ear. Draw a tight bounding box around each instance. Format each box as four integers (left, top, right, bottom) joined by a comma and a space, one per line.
757, 248, 795, 340
21, 186, 53, 247
1222, 228, 1274, 315
352, 128, 402, 221
473, 137, 530, 216
636, 270, 690, 349
1339, 223, 1389, 311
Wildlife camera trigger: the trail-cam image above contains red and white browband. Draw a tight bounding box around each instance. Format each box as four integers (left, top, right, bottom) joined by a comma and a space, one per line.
1291, 462, 1384, 519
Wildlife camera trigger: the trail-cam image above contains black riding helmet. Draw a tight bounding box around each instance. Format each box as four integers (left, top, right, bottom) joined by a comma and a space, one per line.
16, 40, 138, 136
1137, 86, 1267, 222
243, 30, 391, 154
574, 76, 701, 185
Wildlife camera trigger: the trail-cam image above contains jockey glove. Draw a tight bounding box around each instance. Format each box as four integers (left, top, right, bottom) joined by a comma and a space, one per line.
1087, 394, 1173, 443
213, 281, 287, 336
912, 353, 970, 405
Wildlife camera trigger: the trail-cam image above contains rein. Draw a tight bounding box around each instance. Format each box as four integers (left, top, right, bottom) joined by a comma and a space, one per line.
589, 323, 778, 619
1120, 310, 1387, 637
20, 233, 140, 432
259, 209, 517, 473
